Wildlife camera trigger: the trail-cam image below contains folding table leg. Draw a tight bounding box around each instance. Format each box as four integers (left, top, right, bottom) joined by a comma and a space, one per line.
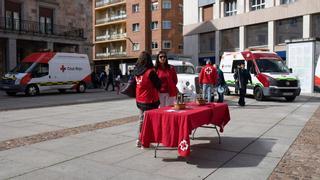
154, 143, 160, 158
191, 128, 198, 140
214, 125, 221, 144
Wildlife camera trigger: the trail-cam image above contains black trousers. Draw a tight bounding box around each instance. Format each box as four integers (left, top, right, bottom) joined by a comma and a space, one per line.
238, 88, 247, 106
106, 81, 115, 91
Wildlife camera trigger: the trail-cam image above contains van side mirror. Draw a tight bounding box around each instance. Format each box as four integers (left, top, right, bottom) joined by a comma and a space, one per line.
289, 68, 293, 73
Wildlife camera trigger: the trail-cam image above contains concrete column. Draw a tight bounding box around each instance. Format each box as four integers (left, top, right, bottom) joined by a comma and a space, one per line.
237, 0, 245, 14
266, 0, 275, 8
303, 14, 311, 38
7, 38, 17, 70
215, 31, 221, 65
0, 0, 4, 17
275, 0, 281, 6
199, 7, 203, 22
245, 0, 250, 12
239, 26, 246, 51
220, 1, 225, 18
213, 1, 220, 19
268, 21, 275, 52
47, 41, 54, 51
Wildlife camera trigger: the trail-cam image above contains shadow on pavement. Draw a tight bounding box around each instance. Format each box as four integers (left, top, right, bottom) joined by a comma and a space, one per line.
161, 136, 276, 169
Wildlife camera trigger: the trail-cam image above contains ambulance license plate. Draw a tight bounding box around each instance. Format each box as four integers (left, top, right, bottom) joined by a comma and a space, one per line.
283, 92, 293, 96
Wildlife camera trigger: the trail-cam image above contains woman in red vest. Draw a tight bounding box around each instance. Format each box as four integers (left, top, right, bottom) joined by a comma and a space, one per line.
155, 51, 178, 107
133, 51, 161, 147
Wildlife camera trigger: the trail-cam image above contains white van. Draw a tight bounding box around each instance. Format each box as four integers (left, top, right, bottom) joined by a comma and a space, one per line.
0, 52, 92, 96
220, 49, 301, 101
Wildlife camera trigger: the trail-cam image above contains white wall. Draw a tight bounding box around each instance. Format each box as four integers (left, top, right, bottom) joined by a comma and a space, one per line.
183, 0, 199, 25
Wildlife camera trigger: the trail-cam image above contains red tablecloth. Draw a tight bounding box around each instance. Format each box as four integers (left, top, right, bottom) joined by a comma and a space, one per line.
140, 102, 230, 157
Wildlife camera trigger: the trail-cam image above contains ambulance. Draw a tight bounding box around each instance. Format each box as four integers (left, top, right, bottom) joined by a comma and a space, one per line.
220, 48, 301, 101
0, 52, 92, 96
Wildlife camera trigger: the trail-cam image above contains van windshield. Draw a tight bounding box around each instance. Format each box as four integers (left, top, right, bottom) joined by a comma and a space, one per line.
10, 62, 34, 73
174, 65, 195, 74
256, 59, 290, 73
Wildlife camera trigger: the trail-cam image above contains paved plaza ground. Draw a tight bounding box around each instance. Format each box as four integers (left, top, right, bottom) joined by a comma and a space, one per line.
0, 92, 319, 179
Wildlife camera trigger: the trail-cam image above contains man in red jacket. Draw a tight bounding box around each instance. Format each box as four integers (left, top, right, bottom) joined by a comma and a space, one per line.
199, 60, 218, 102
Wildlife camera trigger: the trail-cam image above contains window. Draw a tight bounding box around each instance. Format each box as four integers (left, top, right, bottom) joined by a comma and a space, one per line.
163, 0, 172, 9
312, 13, 320, 38
132, 4, 139, 13
5, 0, 21, 30
221, 28, 239, 51
178, 23, 183, 32
39, 7, 54, 34
32, 63, 49, 77
132, 43, 140, 51
250, 0, 265, 11
132, 23, 140, 32
225, 0, 237, 17
275, 17, 302, 44
280, 0, 296, 4
152, 42, 158, 49
163, 41, 171, 49
151, 2, 158, 11
151, 21, 158, 30
246, 23, 268, 47
179, 4, 183, 13
200, 32, 215, 53
162, 21, 171, 29
178, 44, 183, 50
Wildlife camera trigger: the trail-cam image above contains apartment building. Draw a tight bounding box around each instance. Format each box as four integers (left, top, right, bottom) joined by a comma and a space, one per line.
183, 0, 320, 66
93, 0, 183, 73
0, 0, 93, 76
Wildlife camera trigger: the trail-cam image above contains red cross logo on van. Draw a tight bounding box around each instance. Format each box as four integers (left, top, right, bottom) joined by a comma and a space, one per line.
60, 65, 66, 72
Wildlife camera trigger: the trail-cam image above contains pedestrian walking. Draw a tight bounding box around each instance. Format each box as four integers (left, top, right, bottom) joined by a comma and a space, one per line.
199, 60, 218, 102
215, 64, 226, 103
99, 71, 106, 88
105, 69, 115, 91
132, 51, 161, 147
233, 61, 252, 106
155, 51, 178, 107
115, 75, 121, 95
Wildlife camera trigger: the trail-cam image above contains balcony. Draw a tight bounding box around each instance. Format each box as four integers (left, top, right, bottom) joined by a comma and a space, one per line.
96, 0, 125, 8
0, 17, 84, 39
96, 33, 126, 42
96, 14, 126, 25
96, 51, 127, 58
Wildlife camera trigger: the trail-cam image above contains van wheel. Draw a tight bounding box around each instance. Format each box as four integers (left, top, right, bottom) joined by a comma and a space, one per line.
58, 89, 66, 93
285, 96, 296, 102
76, 82, 86, 93
25, 84, 39, 96
254, 87, 264, 101
6, 92, 17, 96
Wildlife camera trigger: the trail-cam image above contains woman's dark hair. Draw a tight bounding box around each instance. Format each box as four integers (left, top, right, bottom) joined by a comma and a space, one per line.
155, 51, 169, 69
136, 51, 154, 68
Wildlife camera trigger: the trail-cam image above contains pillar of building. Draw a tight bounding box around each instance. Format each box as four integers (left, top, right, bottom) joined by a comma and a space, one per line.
47, 41, 54, 51
268, 21, 275, 52
213, 1, 220, 19
239, 26, 246, 51
220, 1, 225, 18
199, 7, 203, 22
237, 0, 245, 14
266, 0, 275, 8
215, 31, 221, 65
303, 14, 311, 38
7, 38, 17, 70
275, 0, 281, 6
245, 0, 250, 12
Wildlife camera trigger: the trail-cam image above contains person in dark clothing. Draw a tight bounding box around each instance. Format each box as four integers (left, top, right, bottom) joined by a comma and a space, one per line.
105, 70, 115, 91
133, 51, 161, 147
215, 65, 226, 103
234, 62, 252, 106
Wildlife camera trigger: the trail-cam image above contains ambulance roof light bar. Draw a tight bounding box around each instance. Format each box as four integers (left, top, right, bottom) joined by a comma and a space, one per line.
245, 48, 270, 52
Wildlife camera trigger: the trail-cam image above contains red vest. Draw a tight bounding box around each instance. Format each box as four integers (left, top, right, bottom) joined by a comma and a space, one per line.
156, 65, 178, 97
136, 68, 160, 103
199, 64, 218, 85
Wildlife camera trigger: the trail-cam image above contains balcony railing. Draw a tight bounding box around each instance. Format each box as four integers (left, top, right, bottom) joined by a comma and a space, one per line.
96, 51, 126, 58
96, 0, 125, 8
96, 14, 126, 24
96, 33, 126, 41
0, 17, 84, 39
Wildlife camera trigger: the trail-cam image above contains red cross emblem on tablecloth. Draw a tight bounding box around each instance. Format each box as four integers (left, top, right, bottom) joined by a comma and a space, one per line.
179, 139, 188, 151
60, 65, 66, 72
205, 67, 212, 75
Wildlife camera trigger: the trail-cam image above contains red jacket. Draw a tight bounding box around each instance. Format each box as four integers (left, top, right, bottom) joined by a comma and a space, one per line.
156, 65, 178, 97
199, 64, 218, 85
136, 68, 160, 103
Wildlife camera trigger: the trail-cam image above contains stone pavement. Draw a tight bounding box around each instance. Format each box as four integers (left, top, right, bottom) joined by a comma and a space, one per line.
0, 94, 319, 179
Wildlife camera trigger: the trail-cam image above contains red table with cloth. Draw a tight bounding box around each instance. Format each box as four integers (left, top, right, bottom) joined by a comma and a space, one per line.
140, 102, 230, 157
